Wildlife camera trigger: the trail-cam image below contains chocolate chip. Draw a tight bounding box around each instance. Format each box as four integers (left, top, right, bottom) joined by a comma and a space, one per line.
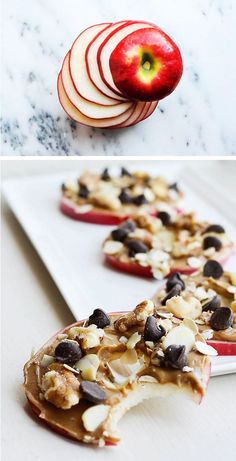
120, 220, 136, 232
144, 316, 166, 342
127, 240, 148, 257
209, 307, 233, 331
202, 295, 221, 312
157, 211, 171, 226
164, 345, 187, 370
121, 167, 132, 177
54, 340, 82, 365
161, 284, 182, 305
61, 183, 67, 192
119, 190, 133, 204
166, 273, 185, 292
169, 182, 179, 192
78, 184, 89, 199
203, 260, 223, 279
132, 194, 148, 206
101, 168, 110, 181
203, 224, 225, 234
80, 381, 106, 404
88, 309, 110, 329
111, 228, 129, 242
203, 236, 222, 251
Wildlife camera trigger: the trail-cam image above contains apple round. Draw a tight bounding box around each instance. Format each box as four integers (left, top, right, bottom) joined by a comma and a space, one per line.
62, 53, 132, 119
58, 73, 135, 128
69, 23, 122, 106
109, 27, 183, 101
86, 21, 131, 101
98, 21, 156, 97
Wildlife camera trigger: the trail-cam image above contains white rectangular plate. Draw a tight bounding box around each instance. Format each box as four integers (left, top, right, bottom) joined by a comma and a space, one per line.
3, 163, 236, 377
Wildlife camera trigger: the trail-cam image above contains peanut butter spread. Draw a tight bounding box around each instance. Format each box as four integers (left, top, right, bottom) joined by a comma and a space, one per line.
103, 213, 233, 279
61, 168, 183, 218
153, 270, 236, 343
24, 300, 211, 447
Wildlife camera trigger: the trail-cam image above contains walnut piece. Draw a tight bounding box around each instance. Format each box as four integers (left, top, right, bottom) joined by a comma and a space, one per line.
114, 300, 154, 332
42, 369, 80, 409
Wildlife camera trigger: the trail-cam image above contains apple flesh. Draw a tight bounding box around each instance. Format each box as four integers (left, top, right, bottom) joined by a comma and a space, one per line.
62, 53, 132, 119
69, 22, 123, 105
109, 27, 183, 101
57, 73, 135, 128
85, 21, 131, 100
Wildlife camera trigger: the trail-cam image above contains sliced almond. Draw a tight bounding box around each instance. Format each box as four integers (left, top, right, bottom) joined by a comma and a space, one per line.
75, 204, 93, 214
163, 324, 195, 353
126, 332, 141, 349
103, 241, 124, 255
82, 404, 110, 432
138, 375, 158, 383
195, 341, 218, 356
187, 257, 202, 268
182, 318, 198, 335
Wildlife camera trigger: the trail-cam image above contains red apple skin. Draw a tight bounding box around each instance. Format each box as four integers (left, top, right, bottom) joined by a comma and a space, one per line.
109, 27, 183, 101
60, 199, 130, 225
104, 249, 232, 279
206, 341, 236, 356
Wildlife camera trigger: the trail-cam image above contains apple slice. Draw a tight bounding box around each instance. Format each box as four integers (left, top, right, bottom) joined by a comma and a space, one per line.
206, 340, 236, 356
98, 21, 155, 96
24, 308, 211, 446
141, 101, 158, 121
62, 53, 132, 119
104, 246, 232, 279
86, 21, 131, 101
60, 197, 130, 225
69, 23, 123, 106
116, 101, 148, 128
58, 73, 135, 128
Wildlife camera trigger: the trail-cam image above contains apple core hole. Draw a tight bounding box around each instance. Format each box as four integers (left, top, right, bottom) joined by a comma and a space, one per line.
141, 53, 154, 71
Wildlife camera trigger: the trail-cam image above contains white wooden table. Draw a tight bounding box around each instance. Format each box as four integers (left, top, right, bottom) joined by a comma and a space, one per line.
2, 160, 236, 461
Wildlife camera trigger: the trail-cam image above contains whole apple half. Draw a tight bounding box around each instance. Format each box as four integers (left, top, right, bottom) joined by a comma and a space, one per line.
104, 246, 232, 279
69, 22, 125, 105
62, 52, 132, 119
24, 316, 211, 446
57, 73, 135, 128
109, 27, 183, 101
95, 21, 156, 98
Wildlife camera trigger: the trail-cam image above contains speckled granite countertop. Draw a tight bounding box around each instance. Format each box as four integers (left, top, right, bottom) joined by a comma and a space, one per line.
1, 0, 236, 156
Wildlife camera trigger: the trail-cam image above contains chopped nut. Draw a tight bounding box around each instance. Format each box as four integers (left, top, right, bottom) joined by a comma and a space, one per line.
182, 318, 198, 335
114, 300, 154, 332
103, 241, 124, 255
68, 324, 104, 349
166, 295, 202, 320
41, 369, 80, 409
74, 354, 100, 381
40, 354, 54, 368
163, 324, 195, 353
138, 375, 158, 383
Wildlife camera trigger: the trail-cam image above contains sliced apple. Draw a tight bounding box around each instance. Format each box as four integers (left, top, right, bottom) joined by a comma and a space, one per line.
60, 197, 130, 225
69, 23, 122, 106
206, 340, 236, 356
104, 247, 232, 279
86, 21, 131, 101
62, 53, 132, 119
142, 101, 158, 121
117, 101, 148, 128
58, 73, 135, 128
98, 21, 155, 96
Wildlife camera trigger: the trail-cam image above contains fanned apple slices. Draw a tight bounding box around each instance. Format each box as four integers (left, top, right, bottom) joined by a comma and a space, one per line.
60, 168, 183, 225
58, 20, 183, 128
24, 300, 212, 447
103, 213, 233, 278
153, 264, 236, 355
